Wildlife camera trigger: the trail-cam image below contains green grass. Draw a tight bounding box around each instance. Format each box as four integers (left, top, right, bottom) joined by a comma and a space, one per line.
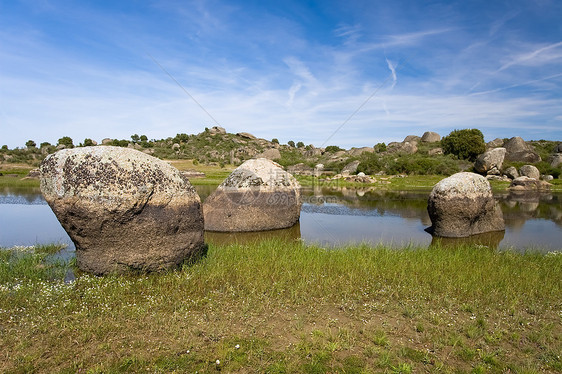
1, 240, 561, 373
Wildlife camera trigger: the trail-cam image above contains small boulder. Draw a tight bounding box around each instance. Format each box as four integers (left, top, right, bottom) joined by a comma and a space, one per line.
519, 165, 540, 180
427, 172, 505, 238
255, 148, 281, 160
341, 160, 360, 176
203, 158, 301, 232
237, 132, 257, 140
40, 146, 205, 275
548, 154, 562, 167
555, 143, 562, 153
509, 176, 551, 192
474, 148, 506, 174
504, 137, 541, 163
504, 166, 519, 180
101, 138, 113, 145
428, 148, 443, 156
421, 131, 441, 143
27, 168, 41, 179
487, 138, 504, 149
209, 126, 226, 135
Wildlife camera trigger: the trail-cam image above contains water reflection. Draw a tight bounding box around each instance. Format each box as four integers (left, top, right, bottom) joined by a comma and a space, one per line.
430, 230, 505, 249
206, 223, 301, 246
1, 185, 560, 252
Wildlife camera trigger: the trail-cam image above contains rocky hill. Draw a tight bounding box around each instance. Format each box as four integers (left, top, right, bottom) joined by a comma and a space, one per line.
1, 127, 560, 178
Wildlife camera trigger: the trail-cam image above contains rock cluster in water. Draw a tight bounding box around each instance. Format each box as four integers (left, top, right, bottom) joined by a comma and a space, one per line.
427, 172, 505, 238
203, 158, 301, 232
40, 146, 205, 275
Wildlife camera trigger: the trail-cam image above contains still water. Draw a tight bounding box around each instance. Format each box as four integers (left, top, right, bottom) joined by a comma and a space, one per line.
1, 185, 561, 252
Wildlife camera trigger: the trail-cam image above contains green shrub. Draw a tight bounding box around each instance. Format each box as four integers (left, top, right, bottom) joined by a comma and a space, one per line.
57, 136, 74, 149
325, 145, 343, 153
374, 142, 387, 153
441, 129, 485, 161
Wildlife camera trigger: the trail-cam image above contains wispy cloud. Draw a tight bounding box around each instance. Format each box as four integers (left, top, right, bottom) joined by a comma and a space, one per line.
498, 41, 562, 72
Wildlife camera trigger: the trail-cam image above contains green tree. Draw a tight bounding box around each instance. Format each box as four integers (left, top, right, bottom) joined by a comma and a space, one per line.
140, 135, 148, 142
441, 129, 485, 161
57, 136, 74, 148
40, 142, 51, 148
296, 141, 305, 148
287, 140, 295, 147
272, 138, 279, 144
131, 134, 140, 143
25, 140, 36, 148
83, 138, 94, 147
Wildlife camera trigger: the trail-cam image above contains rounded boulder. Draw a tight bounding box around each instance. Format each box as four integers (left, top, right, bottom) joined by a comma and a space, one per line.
40, 146, 205, 275
203, 158, 301, 232
427, 172, 505, 238
474, 147, 506, 174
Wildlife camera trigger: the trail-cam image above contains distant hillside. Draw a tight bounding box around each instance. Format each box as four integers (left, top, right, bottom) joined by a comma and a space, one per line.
1, 127, 560, 178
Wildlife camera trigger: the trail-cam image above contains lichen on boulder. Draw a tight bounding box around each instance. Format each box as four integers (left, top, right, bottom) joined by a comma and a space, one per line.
40, 146, 205, 275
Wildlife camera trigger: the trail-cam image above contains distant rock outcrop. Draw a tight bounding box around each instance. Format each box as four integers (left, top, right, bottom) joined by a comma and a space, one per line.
255, 148, 281, 160
504, 137, 541, 163
40, 146, 205, 275
203, 158, 301, 232
427, 172, 505, 237
209, 126, 226, 135
404, 135, 421, 143
341, 160, 360, 176
421, 131, 441, 143
237, 132, 257, 140
486, 138, 504, 149
348, 147, 374, 157
387, 141, 418, 154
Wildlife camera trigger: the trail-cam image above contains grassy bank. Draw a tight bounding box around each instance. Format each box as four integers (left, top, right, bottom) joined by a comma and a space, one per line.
1, 241, 561, 373
2, 160, 561, 191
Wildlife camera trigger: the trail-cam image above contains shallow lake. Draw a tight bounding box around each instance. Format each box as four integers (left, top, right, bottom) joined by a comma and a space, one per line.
1, 185, 561, 253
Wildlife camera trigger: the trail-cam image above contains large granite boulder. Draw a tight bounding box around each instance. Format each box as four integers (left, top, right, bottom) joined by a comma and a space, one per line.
504, 137, 541, 163
555, 143, 562, 153
421, 131, 441, 143
203, 158, 301, 232
40, 146, 205, 275
474, 147, 506, 174
519, 165, 540, 180
427, 172, 505, 237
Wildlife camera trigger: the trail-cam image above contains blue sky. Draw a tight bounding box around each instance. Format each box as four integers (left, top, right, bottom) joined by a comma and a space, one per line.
1, 0, 561, 149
